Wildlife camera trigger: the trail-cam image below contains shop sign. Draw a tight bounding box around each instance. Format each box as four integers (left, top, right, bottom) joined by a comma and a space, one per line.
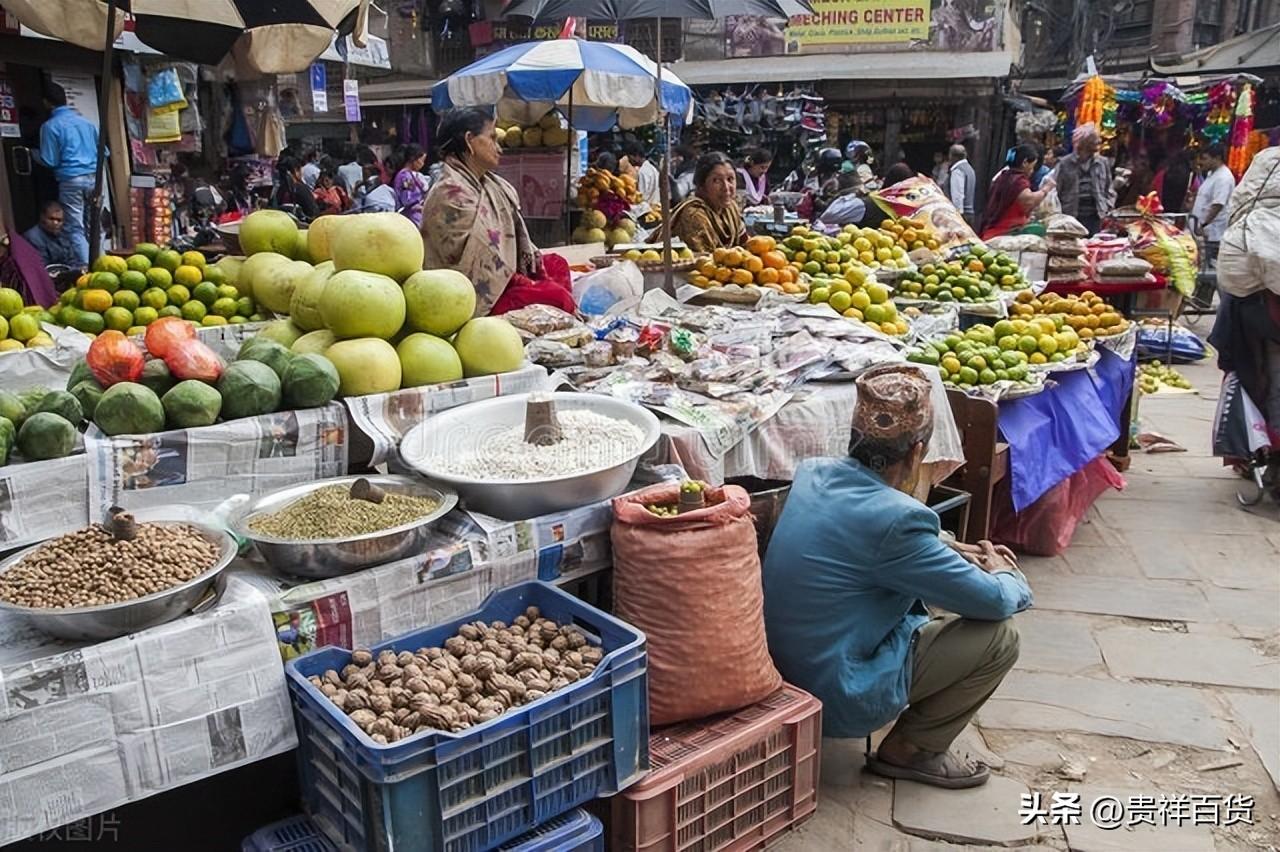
310, 63, 328, 113
0, 77, 18, 138
470, 18, 621, 55
343, 78, 361, 123
726, 0, 1003, 55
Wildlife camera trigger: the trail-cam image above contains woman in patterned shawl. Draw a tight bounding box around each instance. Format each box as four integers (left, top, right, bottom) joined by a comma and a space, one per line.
667, 152, 746, 253
421, 108, 566, 316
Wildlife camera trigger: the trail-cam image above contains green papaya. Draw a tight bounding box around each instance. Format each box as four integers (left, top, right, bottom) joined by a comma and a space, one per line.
35, 390, 83, 425
70, 379, 106, 421
0, 391, 26, 428
66, 359, 95, 392
237, 337, 293, 381
17, 412, 76, 460
282, 353, 341, 408
0, 415, 14, 465
217, 361, 281, 420
139, 359, 175, 397
162, 380, 223, 428
94, 382, 165, 436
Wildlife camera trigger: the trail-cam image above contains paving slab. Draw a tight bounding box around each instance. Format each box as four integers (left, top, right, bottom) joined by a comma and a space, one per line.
1013, 612, 1105, 675
892, 774, 1038, 846
1226, 693, 1280, 791
1061, 545, 1145, 578
1120, 530, 1200, 581
767, 793, 855, 851
852, 811, 1008, 850
1096, 626, 1280, 689
1026, 575, 1212, 622
977, 671, 1228, 749
1061, 785, 1215, 852
1183, 533, 1280, 590
1093, 496, 1262, 533
1202, 585, 1280, 640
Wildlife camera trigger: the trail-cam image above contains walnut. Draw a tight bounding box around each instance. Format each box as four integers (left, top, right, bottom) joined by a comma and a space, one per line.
441, 688, 461, 703
581, 647, 603, 665
556, 666, 581, 683
391, 689, 410, 710
402, 663, 423, 681
377, 664, 401, 683
424, 677, 446, 696
370, 693, 393, 714
460, 654, 479, 674
455, 673, 478, 693
345, 691, 370, 712
514, 615, 531, 629
524, 606, 540, 621
510, 624, 526, 636
564, 631, 587, 650
490, 672, 524, 696
564, 651, 584, 668
405, 677, 429, 694
420, 705, 457, 729
370, 717, 397, 738
320, 682, 339, 697
308, 675, 324, 688
539, 622, 559, 642
351, 649, 374, 666
394, 707, 411, 723
349, 708, 377, 729
459, 623, 482, 641
516, 668, 539, 686
330, 689, 348, 708
323, 669, 343, 687
434, 668, 456, 687
430, 656, 456, 673
369, 680, 388, 695
409, 693, 436, 714
482, 639, 504, 656
464, 691, 484, 708
377, 650, 398, 667
423, 647, 444, 660
526, 689, 547, 701
550, 676, 570, 690
444, 636, 468, 657
478, 708, 500, 723
396, 651, 415, 667
346, 672, 372, 691
542, 649, 561, 668
371, 733, 389, 745
341, 664, 362, 679
549, 635, 569, 652
527, 678, 551, 692
474, 658, 496, 681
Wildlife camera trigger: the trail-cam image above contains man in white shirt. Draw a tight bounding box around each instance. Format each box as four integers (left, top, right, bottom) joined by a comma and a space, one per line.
300, 148, 321, 189
1191, 144, 1235, 264
948, 144, 976, 226
624, 141, 662, 210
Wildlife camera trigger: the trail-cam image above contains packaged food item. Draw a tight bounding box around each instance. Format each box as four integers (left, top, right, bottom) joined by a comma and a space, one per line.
871, 176, 979, 253
166, 339, 226, 383
144, 316, 197, 358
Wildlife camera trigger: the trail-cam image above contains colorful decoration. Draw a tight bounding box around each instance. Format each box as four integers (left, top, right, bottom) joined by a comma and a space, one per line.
1136, 191, 1164, 216
1227, 83, 1256, 179
1202, 80, 1235, 146
1075, 76, 1111, 129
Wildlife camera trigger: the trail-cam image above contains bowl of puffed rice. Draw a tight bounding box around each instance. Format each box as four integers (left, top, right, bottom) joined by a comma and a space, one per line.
398, 392, 661, 520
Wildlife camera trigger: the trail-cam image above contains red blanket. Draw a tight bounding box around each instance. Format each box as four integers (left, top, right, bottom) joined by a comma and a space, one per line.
490, 252, 576, 316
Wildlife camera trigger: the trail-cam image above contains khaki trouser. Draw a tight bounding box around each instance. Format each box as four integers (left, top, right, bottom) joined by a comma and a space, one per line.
891, 615, 1020, 753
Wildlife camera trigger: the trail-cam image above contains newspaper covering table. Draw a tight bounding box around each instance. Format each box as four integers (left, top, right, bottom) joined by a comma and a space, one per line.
0, 455, 89, 551
84, 404, 349, 522
345, 364, 551, 466
0, 577, 294, 845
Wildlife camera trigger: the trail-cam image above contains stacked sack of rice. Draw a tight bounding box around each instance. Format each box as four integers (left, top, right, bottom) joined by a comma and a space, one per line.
1044, 214, 1088, 285
1095, 255, 1154, 285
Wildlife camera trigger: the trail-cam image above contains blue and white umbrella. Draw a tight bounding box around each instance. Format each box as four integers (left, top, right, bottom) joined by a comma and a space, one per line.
432, 39, 693, 132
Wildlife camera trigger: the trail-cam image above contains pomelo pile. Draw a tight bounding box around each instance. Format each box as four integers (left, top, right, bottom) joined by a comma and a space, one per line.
0, 287, 57, 352
54, 245, 261, 337
233, 210, 524, 397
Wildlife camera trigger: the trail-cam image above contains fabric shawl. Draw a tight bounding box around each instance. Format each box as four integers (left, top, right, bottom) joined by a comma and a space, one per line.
667, 196, 744, 253
421, 159, 538, 316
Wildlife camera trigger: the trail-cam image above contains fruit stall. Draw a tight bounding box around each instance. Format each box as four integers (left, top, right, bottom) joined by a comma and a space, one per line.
0, 162, 1152, 848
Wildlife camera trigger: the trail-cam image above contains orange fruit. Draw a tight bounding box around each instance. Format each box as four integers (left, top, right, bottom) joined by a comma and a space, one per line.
730, 268, 754, 286
712, 247, 730, 265
757, 268, 779, 285
761, 250, 788, 270
714, 266, 734, 283
81, 289, 113, 313
745, 235, 776, 255
744, 256, 764, 274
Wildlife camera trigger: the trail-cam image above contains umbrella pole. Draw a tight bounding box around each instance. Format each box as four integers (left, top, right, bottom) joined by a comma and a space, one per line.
565, 90, 574, 246
89, 0, 118, 262
657, 17, 675, 296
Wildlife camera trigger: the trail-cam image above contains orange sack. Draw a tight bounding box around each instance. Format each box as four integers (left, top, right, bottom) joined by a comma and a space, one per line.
611, 482, 782, 725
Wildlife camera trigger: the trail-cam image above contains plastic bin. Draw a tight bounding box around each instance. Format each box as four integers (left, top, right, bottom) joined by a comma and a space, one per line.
286, 581, 648, 852
611, 684, 821, 852
242, 815, 337, 852
497, 808, 604, 851
244, 809, 603, 852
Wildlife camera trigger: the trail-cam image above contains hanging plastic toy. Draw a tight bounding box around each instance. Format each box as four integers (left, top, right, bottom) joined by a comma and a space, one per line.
1227, 83, 1256, 178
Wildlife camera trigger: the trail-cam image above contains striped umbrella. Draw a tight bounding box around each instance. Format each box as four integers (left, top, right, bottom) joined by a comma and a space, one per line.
432, 40, 693, 132
131, 0, 370, 75
0, 0, 127, 51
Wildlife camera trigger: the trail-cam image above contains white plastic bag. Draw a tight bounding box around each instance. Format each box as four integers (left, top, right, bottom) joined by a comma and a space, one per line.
572, 260, 644, 316
1218, 148, 1280, 298
1036, 187, 1062, 218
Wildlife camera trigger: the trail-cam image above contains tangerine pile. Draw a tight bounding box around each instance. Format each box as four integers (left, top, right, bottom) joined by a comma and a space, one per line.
576, 167, 642, 208
1011, 290, 1129, 339
687, 236, 806, 295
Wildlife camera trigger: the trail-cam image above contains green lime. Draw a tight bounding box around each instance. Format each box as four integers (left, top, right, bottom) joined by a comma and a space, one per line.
142, 288, 169, 310
166, 284, 191, 306
201, 315, 228, 327
133, 306, 159, 326
120, 270, 148, 294
229, 315, 247, 325
216, 284, 239, 301
235, 296, 254, 317
203, 267, 227, 286
210, 297, 238, 319
158, 305, 183, 319
103, 306, 133, 332
180, 301, 207, 322
192, 282, 219, 306
113, 290, 140, 312
145, 267, 173, 289
90, 272, 120, 293
73, 310, 105, 335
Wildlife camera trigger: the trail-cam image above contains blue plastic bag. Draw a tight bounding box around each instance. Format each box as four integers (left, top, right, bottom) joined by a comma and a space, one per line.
147, 66, 186, 113
1136, 323, 1207, 362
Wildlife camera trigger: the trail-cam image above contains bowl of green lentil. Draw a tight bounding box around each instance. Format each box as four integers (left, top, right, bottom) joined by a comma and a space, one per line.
234, 475, 458, 578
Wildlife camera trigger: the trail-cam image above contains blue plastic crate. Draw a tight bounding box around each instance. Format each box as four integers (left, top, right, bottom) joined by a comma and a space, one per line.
241, 815, 337, 852
286, 581, 648, 852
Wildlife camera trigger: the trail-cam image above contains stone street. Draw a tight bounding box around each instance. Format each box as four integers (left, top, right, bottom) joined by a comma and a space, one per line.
777, 360, 1280, 851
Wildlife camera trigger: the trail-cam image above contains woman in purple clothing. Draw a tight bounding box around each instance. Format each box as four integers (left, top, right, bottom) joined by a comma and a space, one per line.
394, 144, 431, 227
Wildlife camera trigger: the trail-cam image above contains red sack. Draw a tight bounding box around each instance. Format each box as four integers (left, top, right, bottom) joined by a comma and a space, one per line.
611, 482, 782, 725
165, 339, 225, 383
86, 331, 145, 387
992, 456, 1125, 556
145, 316, 196, 358
490, 253, 576, 316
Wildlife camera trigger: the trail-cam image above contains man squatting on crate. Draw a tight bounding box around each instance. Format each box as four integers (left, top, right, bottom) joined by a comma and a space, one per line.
762, 365, 1032, 789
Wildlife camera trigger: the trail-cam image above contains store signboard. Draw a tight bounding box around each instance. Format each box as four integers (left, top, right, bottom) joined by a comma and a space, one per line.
343, 78, 361, 123
0, 77, 19, 138
50, 73, 99, 130
310, 63, 328, 113
469, 18, 621, 56
726, 0, 1003, 55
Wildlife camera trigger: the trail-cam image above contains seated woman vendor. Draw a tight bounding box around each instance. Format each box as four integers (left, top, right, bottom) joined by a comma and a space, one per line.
667, 152, 746, 253
421, 107, 573, 316
762, 365, 1032, 789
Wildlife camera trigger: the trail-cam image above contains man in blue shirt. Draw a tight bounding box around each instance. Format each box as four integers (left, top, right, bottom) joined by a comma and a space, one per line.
763, 365, 1031, 789
37, 82, 98, 266
22, 201, 80, 268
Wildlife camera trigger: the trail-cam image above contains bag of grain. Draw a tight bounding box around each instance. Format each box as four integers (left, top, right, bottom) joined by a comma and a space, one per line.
611, 482, 782, 725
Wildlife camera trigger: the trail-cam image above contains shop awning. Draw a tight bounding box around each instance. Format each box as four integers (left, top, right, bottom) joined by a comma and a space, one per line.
1151, 23, 1280, 76
670, 50, 1012, 85
359, 77, 435, 106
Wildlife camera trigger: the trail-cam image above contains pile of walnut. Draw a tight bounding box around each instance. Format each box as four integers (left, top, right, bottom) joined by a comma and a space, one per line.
309, 607, 604, 744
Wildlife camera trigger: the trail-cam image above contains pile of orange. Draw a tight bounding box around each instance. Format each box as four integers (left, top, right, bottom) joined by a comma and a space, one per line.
576, 167, 641, 208
879, 216, 939, 253
1011, 290, 1129, 339
687, 236, 805, 295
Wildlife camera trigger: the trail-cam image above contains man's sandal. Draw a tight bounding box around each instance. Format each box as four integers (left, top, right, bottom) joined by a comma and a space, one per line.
865, 749, 991, 789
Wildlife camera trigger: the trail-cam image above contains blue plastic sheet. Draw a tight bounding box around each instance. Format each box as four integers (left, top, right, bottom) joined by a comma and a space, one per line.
998, 347, 1135, 511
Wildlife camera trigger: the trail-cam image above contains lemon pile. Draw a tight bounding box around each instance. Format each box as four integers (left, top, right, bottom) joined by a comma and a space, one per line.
53, 247, 260, 337
0, 288, 56, 352
1009, 290, 1129, 339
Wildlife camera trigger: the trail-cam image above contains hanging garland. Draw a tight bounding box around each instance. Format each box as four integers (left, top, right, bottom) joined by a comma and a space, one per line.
1227, 83, 1255, 178
1202, 80, 1235, 145
1075, 76, 1111, 128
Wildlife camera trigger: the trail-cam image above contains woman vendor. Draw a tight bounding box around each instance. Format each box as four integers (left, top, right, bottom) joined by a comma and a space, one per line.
976, 144, 1055, 239
667, 152, 746, 253
421, 108, 573, 316
736, 148, 772, 207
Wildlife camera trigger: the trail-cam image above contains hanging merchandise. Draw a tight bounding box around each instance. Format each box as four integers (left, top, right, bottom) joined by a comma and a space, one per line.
1075, 76, 1110, 129
148, 66, 187, 114
1203, 81, 1235, 146
1227, 84, 1255, 179
1122, 193, 1199, 297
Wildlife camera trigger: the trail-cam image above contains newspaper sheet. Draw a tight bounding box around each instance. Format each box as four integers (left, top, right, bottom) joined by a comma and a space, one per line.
344, 364, 550, 466
0, 324, 90, 392
0, 577, 294, 845
84, 403, 348, 522
0, 455, 89, 552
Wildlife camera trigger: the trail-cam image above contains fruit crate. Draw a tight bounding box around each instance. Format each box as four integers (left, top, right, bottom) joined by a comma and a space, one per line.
243, 808, 603, 852
286, 581, 648, 852
610, 684, 821, 852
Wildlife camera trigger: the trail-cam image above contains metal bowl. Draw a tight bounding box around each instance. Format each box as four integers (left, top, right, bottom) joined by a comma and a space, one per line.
0, 522, 236, 642
398, 392, 661, 520
233, 475, 458, 579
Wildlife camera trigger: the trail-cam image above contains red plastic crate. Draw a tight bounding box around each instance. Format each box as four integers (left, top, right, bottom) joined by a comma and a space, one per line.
611, 684, 821, 852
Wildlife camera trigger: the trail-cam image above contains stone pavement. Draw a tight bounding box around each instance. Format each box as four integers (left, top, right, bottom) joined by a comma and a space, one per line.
775, 361, 1280, 851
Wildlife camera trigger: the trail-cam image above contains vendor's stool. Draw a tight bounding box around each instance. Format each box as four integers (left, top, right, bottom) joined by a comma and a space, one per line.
943, 390, 1009, 543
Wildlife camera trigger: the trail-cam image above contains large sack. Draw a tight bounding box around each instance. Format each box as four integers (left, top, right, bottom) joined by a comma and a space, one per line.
1219, 147, 1280, 298
611, 482, 782, 725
